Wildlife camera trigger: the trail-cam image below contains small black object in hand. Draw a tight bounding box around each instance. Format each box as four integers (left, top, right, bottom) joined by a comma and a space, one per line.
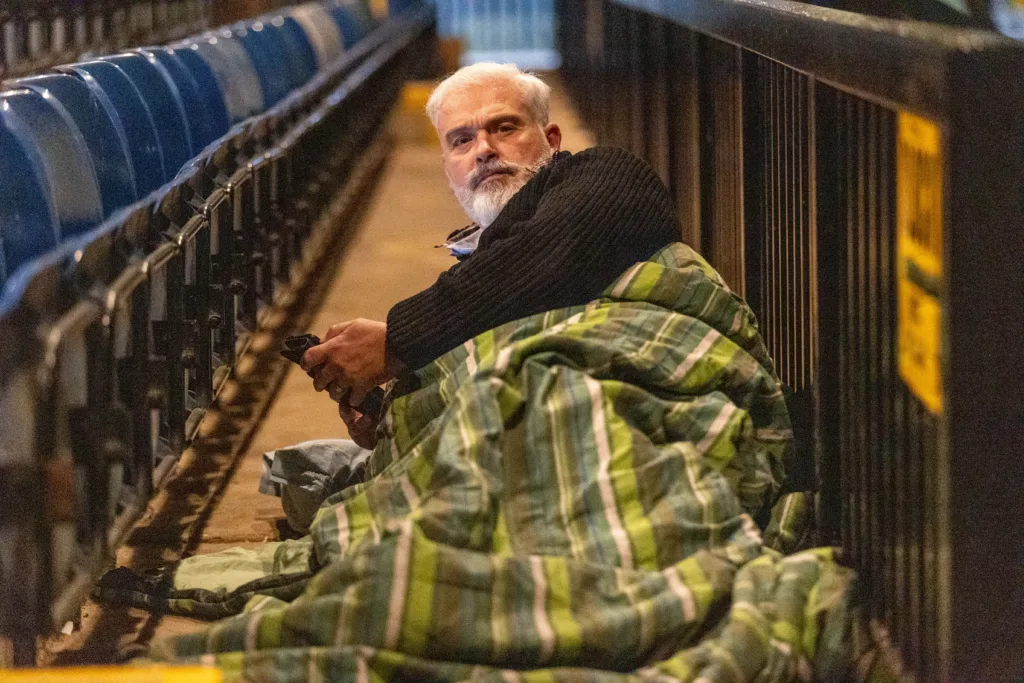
280, 333, 386, 417
280, 333, 321, 364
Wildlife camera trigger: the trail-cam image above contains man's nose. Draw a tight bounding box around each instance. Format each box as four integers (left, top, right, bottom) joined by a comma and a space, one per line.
474, 133, 497, 163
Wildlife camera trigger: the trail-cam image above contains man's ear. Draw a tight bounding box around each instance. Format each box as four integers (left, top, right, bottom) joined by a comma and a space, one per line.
545, 123, 562, 152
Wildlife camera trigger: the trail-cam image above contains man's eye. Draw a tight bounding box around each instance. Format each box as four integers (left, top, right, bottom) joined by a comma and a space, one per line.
498, 124, 517, 134
453, 136, 471, 148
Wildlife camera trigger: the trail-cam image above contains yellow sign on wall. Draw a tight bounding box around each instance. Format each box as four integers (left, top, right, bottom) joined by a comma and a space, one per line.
896, 112, 944, 414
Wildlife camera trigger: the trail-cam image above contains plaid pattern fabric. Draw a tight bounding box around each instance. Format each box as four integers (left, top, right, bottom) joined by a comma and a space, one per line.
143, 244, 887, 681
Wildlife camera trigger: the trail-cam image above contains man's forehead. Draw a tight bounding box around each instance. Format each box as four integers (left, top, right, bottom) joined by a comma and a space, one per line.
436, 81, 530, 131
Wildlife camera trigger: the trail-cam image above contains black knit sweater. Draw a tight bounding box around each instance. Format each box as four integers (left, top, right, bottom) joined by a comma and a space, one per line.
386, 147, 681, 370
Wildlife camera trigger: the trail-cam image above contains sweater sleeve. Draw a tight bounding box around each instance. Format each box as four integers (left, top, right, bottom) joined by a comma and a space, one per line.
386, 147, 680, 370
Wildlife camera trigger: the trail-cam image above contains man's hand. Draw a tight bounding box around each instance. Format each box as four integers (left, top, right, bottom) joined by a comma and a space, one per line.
338, 402, 379, 450
300, 319, 399, 405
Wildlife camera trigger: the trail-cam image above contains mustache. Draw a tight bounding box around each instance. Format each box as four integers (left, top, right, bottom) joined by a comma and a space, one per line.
469, 156, 552, 191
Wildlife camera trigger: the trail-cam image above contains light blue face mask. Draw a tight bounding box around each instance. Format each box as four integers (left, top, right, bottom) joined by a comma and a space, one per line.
445, 225, 484, 257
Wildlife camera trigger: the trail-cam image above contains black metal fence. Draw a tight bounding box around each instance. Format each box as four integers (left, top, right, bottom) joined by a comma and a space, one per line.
558, 0, 1024, 679
0, 1, 212, 80
0, 6, 435, 665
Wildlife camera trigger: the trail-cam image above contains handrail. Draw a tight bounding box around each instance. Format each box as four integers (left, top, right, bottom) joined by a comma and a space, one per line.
616, 0, 1022, 115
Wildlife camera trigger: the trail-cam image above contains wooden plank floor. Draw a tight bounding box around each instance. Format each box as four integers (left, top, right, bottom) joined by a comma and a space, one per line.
26, 76, 595, 666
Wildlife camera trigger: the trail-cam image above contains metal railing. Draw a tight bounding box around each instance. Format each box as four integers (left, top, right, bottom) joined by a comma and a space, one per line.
0, 5, 436, 665
557, 0, 1024, 679
0, 1, 211, 80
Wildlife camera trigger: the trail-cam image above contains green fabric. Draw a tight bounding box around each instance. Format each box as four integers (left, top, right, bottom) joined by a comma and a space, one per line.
171, 542, 315, 593
140, 244, 882, 681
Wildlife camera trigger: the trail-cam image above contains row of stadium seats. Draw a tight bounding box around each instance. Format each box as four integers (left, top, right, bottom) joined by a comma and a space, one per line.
0, 0, 434, 662
0, 0, 381, 288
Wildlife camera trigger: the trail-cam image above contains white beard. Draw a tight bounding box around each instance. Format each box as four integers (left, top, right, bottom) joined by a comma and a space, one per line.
451, 148, 554, 228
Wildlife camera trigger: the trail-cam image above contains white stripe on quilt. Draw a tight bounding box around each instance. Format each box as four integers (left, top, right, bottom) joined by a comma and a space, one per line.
384, 518, 414, 649
308, 650, 322, 683
695, 402, 737, 454
529, 555, 556, 663
244, 611, 263, 650
464, 339, 477, 375
610, 262, 644, 298
355, 647, 370, 683
681, 442, 710, 517
667, 328, 718, 384
494, 346, 513, 376
399, 473, 420, 512
741, 513, 763, 545
335, 502, 350, 555
585, 375, 635, 571
663, 564, 697, 622
369, 514, 381, 544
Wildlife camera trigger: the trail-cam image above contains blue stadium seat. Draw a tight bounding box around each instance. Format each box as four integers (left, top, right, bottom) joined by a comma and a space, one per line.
101, 54, 193, 179
58, 61, 167, 196
327, 3, 368, 48
0, 89, 104, 243
277, 15, 319, 85
169, 45, 232, 143
234, 20, 292, 108
288, 4, 344, 70
259, 20, 308, 93
15, 74, 139, 218
138, 47, 216, 153
0, 125, 59, 287
185, 33, 264, 123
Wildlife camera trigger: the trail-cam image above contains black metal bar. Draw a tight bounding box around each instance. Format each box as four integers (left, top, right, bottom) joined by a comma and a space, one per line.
615, 0, 1018, 116
944, 46, 1024, 680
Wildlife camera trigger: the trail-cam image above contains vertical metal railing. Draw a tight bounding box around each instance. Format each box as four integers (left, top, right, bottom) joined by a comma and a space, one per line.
0, 1, 211, 80
557, 0, 1024, 679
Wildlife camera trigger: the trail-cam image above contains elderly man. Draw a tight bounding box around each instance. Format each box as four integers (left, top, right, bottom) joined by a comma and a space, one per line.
301, 62, 680, 446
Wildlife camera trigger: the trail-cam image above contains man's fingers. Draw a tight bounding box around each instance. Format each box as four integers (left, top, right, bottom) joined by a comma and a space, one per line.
324, 320, 356, 342
338, 402, 364, 429
313, 365, 344, 392
347, 386, 368, 407
300, 344, 327, 372
327, 382, 347, 403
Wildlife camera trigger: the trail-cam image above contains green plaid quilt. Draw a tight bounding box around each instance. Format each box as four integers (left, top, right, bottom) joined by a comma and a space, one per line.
115, 243, 890, 681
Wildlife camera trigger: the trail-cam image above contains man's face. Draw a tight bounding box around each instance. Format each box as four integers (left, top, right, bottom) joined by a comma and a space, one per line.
436, 79, 561, 227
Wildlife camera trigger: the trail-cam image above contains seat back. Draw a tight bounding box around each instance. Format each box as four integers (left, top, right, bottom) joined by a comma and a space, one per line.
102, 53, 193, 178
233, 21, 291, 108
16, 74, 139, 218
139, 47, 216, 152
169, 44, 232, 143
59, 61, 167, 196
0, 89, 104, 241
289, 4, 345, 69
277, 15, 319, 84
328, 3, 369, 48
187, 33, 265, 123
0, 126, 59, 287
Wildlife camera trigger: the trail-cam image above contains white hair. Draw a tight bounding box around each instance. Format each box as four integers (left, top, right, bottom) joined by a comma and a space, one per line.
426, 62, 552, 131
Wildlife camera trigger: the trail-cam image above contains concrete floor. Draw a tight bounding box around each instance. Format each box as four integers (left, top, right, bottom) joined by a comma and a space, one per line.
21, 76, 595, 665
